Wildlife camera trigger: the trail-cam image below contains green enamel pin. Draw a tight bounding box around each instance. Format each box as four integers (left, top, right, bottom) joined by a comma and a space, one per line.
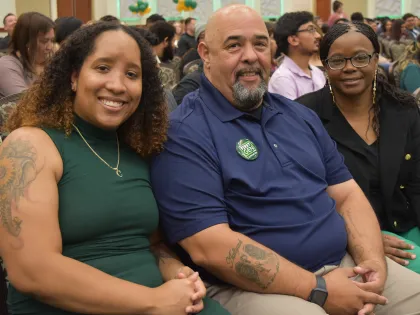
236, 139, 259, 161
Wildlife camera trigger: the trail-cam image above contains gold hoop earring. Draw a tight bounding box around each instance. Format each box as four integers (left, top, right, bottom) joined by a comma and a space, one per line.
326, 75, 335, 104
373, 68, 377, 105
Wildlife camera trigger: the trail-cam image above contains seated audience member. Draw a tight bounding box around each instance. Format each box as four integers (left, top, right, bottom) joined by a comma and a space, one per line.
179, 23, 205, 74
55, 16, 83, 45
0, 22, 229, 315
171, 21, 183, 47
176, 17, 197, 57
172, 61, 203, 105
146, 14, 165, 29
0, 13, 17, 50
269, 11, 325, 100
133, 27, 160, 55
328, 1, 347, 27
334, 18, 350, 25
149, 21, 176, 63
379, 18, 392, 39
321, 23, 329, 34
171, 26, 205, 104
133, 27, 178, 112
403, 13, 420, 41
265, 22, 279, 74
351, 12, 365, 23
99, 15, 120, 23
297, 22, 420, 274
310, 24, 325, 70
366, 18, 378, 33
314, 16, 323, 28
151, 5, 420, 315
0, 12, 54, 98
399, 38, 420, 94
391, 19, 407, 42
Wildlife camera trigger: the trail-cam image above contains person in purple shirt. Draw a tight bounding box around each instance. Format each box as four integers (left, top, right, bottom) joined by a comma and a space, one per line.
268, 11, 326, 100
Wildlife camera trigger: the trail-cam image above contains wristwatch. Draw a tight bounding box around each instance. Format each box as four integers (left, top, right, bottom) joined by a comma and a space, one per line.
308, 275, 328, 307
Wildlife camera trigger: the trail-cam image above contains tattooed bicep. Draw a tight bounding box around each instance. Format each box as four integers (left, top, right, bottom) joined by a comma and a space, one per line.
0, 138, 39, 237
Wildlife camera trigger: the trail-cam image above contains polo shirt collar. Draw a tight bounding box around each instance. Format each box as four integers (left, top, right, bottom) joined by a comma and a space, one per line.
198, 74, 282, 122
283, 55, 312, 79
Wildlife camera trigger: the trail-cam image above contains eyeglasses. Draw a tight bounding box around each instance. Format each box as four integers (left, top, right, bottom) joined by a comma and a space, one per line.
296, 26, 318, 34
324, 53, 377, 70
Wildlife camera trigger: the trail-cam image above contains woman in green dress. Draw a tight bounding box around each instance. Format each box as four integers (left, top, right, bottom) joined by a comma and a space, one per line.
0, 22, 230, 315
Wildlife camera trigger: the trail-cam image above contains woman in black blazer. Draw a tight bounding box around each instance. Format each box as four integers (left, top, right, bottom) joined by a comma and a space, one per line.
297, 22, 420, 273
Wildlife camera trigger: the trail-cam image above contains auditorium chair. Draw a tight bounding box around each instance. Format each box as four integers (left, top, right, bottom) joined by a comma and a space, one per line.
0, 258, 8, 315
0, 92, 24, 140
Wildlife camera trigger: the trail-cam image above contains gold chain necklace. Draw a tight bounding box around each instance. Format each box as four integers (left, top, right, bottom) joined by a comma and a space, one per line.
72, 123, 123, 177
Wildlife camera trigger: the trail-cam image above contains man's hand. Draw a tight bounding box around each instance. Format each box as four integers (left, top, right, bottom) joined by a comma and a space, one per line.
352, 259, 387, 315
323, 268, 388, 315
382, 234, 416, 266
175, 267, 206, 313
352, 259, 387, 294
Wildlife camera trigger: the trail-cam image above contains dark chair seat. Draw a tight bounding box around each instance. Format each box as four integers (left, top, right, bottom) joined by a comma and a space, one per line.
0, 258, 8, 315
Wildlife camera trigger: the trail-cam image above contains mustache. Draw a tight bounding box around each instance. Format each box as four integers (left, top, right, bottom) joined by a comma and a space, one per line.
235, 67, 263, 79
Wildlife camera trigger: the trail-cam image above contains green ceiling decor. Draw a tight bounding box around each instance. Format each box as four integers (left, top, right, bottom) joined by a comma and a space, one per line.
128, 0, 151, 16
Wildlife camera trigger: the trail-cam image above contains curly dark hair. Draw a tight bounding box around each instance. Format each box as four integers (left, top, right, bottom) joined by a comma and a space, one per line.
320, 22, 417, 136
274, 11, 314, 56
6, 22, 168, 158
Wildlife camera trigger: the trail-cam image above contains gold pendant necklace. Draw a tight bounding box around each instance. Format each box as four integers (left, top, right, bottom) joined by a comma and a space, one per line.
72, 123, 123, 178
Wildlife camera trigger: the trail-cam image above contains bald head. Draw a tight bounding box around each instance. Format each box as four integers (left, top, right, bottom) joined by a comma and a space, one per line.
197, 4, 271, 110
205, 5, 266, 48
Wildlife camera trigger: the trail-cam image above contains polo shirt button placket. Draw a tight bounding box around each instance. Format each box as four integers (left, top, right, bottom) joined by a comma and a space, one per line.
273, 144, 278, 148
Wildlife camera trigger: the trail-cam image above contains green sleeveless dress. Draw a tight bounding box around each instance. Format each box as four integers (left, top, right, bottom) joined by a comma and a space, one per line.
7, 116, 229, 315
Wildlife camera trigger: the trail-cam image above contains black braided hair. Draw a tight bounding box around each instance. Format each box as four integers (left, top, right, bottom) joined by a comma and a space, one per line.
320, 22, 417, 136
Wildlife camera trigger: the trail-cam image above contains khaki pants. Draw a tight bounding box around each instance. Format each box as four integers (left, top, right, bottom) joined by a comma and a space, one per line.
206, 253, 420, 315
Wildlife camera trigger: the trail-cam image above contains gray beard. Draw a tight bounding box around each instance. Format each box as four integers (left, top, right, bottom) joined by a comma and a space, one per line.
232, 78, 268, 111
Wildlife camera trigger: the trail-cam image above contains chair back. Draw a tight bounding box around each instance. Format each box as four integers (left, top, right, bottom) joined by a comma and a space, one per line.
0, 258, 8, 315
0, 92, 24, 140
183, 59, 201, 77
390, 42, 407, 62
381, 39, 392, 60
159, 64, 178, 90
388, 60, 401, 86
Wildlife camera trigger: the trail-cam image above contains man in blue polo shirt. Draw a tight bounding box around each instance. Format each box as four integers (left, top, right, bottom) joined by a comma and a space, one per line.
151, 5, 420, 315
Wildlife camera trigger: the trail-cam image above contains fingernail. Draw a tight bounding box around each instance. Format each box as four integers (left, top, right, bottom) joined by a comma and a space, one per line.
411, 255, 416, 259
385, 298, 389, 304
405, 260, 410, 265
411, 245, 415, 249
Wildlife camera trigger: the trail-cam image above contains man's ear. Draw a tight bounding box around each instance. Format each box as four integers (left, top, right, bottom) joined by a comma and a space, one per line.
163, 37, 169, 48
198, 41, 210, 69
287, 35, 300, 48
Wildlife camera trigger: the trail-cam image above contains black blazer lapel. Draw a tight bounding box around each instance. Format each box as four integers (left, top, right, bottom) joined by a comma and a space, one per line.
379, 99, 410, 200
315, 88, 367, 158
